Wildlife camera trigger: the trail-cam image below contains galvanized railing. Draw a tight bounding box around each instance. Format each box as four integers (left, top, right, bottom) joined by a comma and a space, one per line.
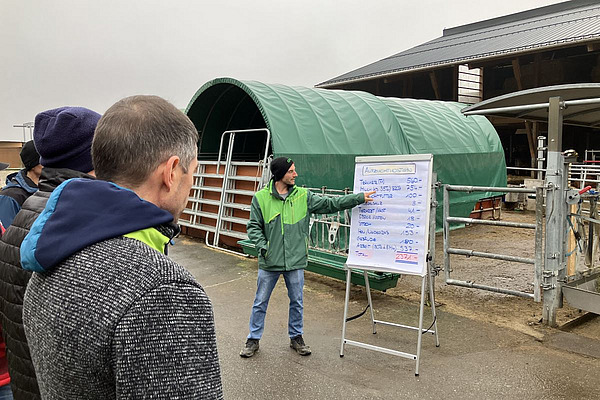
569, 164, 600, 188
306, 187, 353, 256
507, 164, 600, 190
443, 184, 544, 301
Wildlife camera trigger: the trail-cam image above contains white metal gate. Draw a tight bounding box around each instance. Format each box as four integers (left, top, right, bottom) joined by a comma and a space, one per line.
443, 184, 544, 302
179, 129, 271, 254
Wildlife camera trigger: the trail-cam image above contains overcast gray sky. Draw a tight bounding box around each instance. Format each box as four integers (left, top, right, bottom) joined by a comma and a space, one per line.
1, 0, 564, 141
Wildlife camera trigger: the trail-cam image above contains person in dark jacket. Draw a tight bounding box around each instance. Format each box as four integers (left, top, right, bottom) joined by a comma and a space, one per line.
0, 160, 13, 400
0, 141, 41, 228
21, 95, 223, 399
0, 106, 100, 400
0, 162, 9, 234
240, 157, 375, 358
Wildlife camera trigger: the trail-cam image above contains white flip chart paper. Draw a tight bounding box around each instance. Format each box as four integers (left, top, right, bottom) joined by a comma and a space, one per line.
347, 155, 433, 276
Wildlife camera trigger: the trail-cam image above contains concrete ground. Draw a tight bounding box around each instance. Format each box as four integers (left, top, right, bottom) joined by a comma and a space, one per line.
171, 237, 600, 400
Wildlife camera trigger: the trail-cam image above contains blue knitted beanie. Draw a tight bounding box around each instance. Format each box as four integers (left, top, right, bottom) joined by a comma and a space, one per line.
34, 107, 101, 173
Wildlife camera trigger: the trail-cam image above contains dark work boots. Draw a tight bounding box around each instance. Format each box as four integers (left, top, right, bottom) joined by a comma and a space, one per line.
240, 339, 260, 358
290, 335, 311, 356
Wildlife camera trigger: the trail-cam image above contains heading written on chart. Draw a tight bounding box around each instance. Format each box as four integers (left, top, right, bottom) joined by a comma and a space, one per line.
353, 163, 427, 265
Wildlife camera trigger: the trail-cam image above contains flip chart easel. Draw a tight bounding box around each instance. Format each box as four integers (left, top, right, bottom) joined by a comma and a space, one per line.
340, 154, 440, 376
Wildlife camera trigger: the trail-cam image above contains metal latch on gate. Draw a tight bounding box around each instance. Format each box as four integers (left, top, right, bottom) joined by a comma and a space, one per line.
328, 221, 340, 244
566, 186, 592, 205
542, 270, 558, 290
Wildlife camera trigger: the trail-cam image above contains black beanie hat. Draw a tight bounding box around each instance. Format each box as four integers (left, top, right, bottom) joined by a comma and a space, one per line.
270, 157, 293, 182
20, 140, 40, 171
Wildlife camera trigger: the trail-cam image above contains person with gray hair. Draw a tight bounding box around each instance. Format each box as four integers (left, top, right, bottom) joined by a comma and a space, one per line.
20, 95, 223, 399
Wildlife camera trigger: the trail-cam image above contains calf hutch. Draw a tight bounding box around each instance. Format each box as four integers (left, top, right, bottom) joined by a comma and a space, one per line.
180, 77, 506, 290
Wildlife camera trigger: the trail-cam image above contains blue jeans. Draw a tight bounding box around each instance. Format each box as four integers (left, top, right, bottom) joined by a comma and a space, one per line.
0, 384, 13, 400
247, 269, 304, 340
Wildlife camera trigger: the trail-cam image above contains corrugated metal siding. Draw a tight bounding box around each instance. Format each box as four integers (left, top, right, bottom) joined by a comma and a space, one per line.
318, 3, 600, 87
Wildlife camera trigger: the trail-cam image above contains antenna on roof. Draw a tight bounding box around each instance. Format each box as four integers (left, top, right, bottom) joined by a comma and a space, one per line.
13, 122, 34, 142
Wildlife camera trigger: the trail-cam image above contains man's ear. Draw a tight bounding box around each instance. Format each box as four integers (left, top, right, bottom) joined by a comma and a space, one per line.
162, 155, 181, 191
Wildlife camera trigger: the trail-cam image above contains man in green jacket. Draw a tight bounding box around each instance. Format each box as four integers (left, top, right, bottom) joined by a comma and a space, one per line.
241, 157, 375, 358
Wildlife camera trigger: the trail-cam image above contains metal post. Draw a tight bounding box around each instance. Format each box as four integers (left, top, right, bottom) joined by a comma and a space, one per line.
543, 96, 565, 326
426, 174, 437, 305
561, 157, 570, 290
428, 174, 440, 347
586, 199, 597, 266
443, 185, 451, 282
213, 133, 235, 246
534, 186, 544, 302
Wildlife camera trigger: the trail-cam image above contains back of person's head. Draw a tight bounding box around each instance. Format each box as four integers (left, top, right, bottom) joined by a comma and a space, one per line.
20, 140, 40, 171
92, 95, 198, 188
34, 107, 101, 173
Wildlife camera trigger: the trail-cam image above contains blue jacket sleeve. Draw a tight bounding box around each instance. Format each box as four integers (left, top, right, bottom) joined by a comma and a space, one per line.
0, 195, 21, 229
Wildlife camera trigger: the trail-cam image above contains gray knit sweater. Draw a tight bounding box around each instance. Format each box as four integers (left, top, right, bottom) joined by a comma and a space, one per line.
23, 236, 223, 399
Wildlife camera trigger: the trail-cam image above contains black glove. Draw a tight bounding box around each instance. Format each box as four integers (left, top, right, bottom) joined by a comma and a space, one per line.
260, 248, 267, 257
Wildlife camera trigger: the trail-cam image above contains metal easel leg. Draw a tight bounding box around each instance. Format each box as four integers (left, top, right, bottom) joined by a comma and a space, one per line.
363, 270, 377, 334
415, 276, 427, 376
340, 266, 352, 357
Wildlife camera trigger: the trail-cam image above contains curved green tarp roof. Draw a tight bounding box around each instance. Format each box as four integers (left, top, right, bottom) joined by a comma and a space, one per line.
186, 77, 507, 221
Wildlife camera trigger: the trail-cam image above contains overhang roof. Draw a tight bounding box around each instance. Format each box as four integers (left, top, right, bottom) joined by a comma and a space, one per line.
317, 0, 600, 88
462, 83, 600, 127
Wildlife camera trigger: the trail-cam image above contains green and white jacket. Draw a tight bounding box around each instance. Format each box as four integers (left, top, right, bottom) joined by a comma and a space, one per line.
247, 180, 364, 271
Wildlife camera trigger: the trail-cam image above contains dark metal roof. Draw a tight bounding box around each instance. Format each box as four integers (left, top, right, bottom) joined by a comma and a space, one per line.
317, 0, 600, 88
462, 83, 600, 127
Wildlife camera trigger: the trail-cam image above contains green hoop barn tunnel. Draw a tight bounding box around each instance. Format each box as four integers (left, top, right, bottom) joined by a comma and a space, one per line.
185, 77, 507, 226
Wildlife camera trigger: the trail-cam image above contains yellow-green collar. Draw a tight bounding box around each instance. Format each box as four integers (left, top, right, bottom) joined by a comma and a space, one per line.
124, 227, 170, 254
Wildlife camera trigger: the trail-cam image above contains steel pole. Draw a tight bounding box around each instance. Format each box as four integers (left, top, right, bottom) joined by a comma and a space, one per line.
534, 186, 544, 302
427, 174, 437, 306
543, 96, 565, 326
443, 185, 451, 282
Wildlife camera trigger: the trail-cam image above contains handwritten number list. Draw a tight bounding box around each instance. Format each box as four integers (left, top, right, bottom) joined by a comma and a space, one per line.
347, 160, 431, 276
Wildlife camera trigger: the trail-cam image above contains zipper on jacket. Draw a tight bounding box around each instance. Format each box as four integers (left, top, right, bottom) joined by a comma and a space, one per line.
281, 196, 286, 267
281, 200, 285, 235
